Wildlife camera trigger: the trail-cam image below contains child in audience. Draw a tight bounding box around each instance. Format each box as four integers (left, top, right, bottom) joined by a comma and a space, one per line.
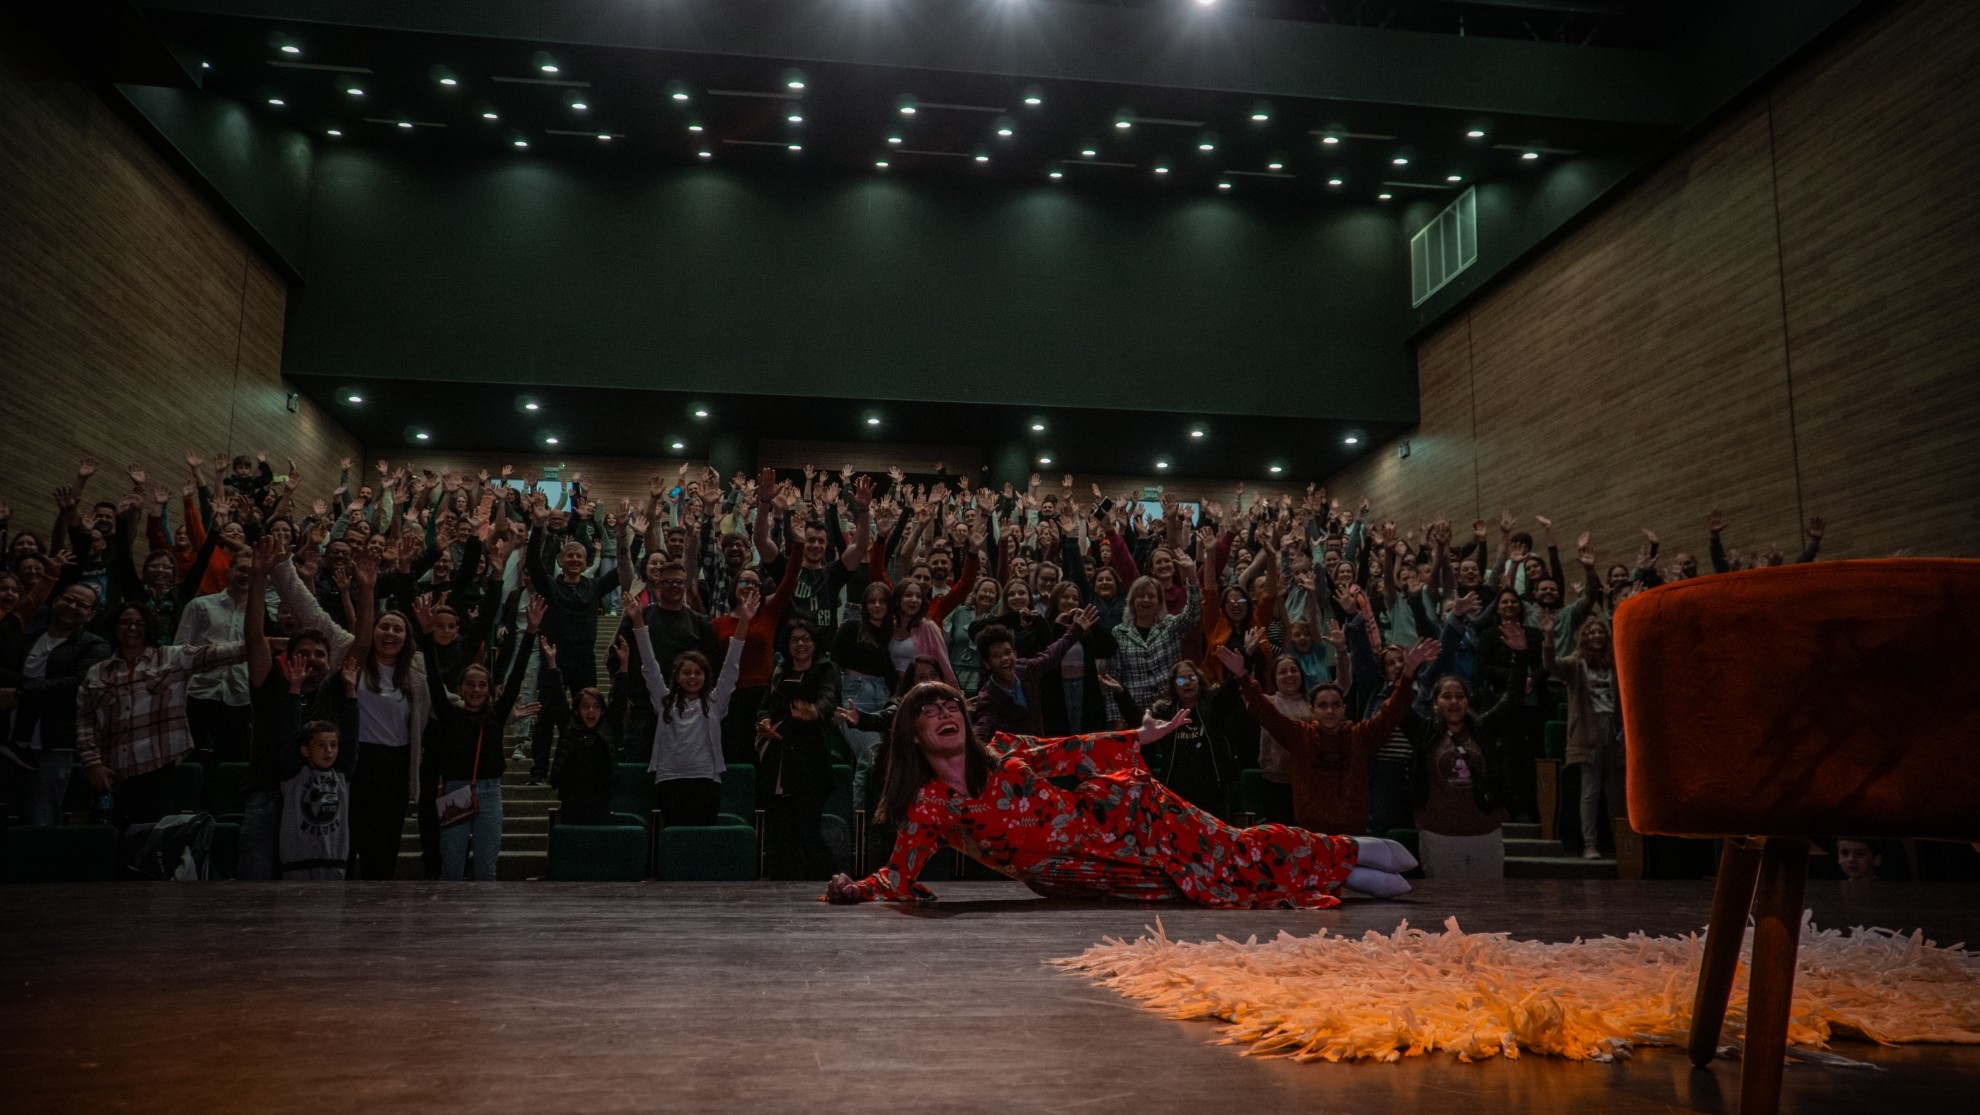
278, 658, 357, 880
1835, 837, 1883, 884
542, 637, 615, 826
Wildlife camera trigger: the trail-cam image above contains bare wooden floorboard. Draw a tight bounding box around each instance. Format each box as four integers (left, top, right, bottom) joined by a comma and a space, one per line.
2, 880, 1976, 1114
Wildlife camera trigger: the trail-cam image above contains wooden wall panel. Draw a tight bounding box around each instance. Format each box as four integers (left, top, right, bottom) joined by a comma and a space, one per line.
1328, 0, 1978, 565
0, 31, 360, 538
1468, 100, 1801, 565
1770, 0, 1980, 559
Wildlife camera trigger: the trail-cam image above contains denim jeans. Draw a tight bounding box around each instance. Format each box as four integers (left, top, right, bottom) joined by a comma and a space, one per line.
839, 671, 891, 809
1578, 712, 1626, 850
28, 748, 76, 826
439, 778, 504, 881
236, 789, 281, 880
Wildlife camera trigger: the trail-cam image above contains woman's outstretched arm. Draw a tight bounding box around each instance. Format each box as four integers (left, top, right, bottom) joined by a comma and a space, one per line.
826, 802, 944, 903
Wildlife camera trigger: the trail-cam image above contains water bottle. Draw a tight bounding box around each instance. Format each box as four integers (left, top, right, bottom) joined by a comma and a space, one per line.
96, 790, 115, 819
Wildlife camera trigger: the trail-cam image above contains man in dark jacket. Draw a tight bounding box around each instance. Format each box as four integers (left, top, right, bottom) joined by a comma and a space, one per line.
0, 582, 112, 824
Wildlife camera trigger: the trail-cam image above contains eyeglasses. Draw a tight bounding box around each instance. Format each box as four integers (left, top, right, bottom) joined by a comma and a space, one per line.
916, 698, 962, 718
657, 578, 687, 588
787, 632, 814, 644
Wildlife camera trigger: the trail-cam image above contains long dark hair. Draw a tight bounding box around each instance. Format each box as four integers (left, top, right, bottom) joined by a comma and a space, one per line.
855, 581, 894, 647
875, 682, 999, 825
660, 649, 716, 724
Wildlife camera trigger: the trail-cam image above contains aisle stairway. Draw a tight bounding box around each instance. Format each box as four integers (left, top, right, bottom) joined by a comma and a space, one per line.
1502, 820, 1616, 880
395, 610, 627, 880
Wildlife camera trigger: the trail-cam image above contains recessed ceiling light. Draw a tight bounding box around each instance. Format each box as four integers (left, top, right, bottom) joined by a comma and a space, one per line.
1217, 182, 1231, 190
1377, 192, 1392, 200
866, 417, 881, 426
697, 150, 711, 159
544, 436, 559, 445
787, 80, 805, 91
1081, 148, 1097, 157
571, 101, 588, 111
1467, 129, 1486, 138
1198, 141, 1215, 151
1024, 94, 1043, 106
900, 105, 916, 115
439, 77, 457, 86
415, 432, 430, 440
1344, 435, 1360, 445
1328, 177, 1343, 186
597, 133, 611, 141
974, 154, 989, 163
200, 61, 210, 69
787, 113, 803, 124
1190, 429, 1204, 438
483, 111, 498, 120
326, 129, 342, 137
1048, 170, 1063, 179
514, 139, 528, 148
1447, 174, 1462, 182
671, 441, 686, 450
346, 394, 362, 403
887, 135, 902, 144
671, 91, 689, 102
1268, 464, 1283, 474
397, 121, 413, 129
346, 86, 363, 96
1153, 166, 1168, 175
541, 64, 559, 74
1114, 120, 1131, 130
788, 144, 802, 152
693, 408, 709, 418
687, 123, 703, 132
1155, 461, 1169, 470
874, 160, 889, 169
1393, 156, 1409, 165
1031, 422, 1046, 432
1038, 456, 1053, 465
1267, 161, 1284, 171
1321, 136, 1339, 145
997, 127, 1013, 137
1522, 151, 1540, 160
267, 97, 284, 106
280, 45, 300, 55
1251, 113, 1269, 122
524, 402, 539, 411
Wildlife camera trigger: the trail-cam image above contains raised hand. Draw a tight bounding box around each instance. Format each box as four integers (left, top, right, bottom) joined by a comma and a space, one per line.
1242, 625, 1267, 655
1138, 706, 1192, 747
410, 595, 436, 633
1069, 604, 1099, 631
1214, 644, 1248, 677
509, 701, 542, 724
1577, 531, 1594, 565
76, 456, 98, 482
1707, 508, 1724, 534
53, 486, 79, 512
1501, 624, 1528, 652
1806, 516, 1825, 541
186, 450, 205, 471
734, 584, 762, 623
1402, 637, 1441, 672
1498, 508, 1514, 533
525, 593, 549, 632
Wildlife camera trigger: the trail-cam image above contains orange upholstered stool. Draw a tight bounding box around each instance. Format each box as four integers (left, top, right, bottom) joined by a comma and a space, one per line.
1613, 559, 1980, 1115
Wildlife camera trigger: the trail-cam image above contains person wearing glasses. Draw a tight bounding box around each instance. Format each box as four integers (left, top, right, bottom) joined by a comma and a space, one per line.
754, 618, 842, 879
824, 681, 1418, 907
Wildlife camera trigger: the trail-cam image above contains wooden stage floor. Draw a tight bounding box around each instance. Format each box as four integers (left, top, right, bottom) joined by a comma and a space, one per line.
3, 879, 1976, 1114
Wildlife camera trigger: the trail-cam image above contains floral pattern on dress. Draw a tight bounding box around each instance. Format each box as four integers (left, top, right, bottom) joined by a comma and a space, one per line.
846, 730, 1356, 908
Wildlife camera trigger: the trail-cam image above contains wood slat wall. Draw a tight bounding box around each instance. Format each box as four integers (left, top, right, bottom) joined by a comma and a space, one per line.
0, 30, 361, 541
1328, 0, 1980, 565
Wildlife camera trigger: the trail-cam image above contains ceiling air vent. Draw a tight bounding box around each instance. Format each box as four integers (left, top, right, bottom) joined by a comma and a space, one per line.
1410, 187, 1477, 307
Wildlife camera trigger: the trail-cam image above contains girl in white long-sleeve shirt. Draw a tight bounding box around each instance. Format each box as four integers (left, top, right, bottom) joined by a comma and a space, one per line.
631, 588, 755, 827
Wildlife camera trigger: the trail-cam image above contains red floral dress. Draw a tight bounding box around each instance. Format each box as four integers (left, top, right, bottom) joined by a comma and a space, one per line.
844, 730, 1357, 908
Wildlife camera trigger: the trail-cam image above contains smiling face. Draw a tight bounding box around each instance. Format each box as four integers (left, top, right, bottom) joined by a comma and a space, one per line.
1170, 662, 1202, 705
896, 581, 927, 622
720, 532, 749, 567
1535, 578, 1562, 607
0, 573, 19, 614
143, 552, 177, 589
1579, 618, 1611, 656
929, 550, 953, 581
373, 613, 409, 660
1034, 563, 1060, 599
984, 639, 1018, 682
1221, 588, 1249, 624
1129, 579, 1162, 624
559, 543, 588, 577
1288, 621, 1314, 653
1272, 655, 1303, 697
1496, 589, 1524, 624
1434, 678, 1471, 726
575, 691, 605, 729
300, 728, 339, 772
458, 665, 491, 711
862, 582, 890, 625
911, 694, 969, 757
289, 635, 331, 686
1004, 581, 1032, 613
970, 578, 1000, 613
1150, 548, 1176, 583
431, 610, 460, 646
1093, 567, 1118, 598
1456, 560, 1481, 588
675, 656, 707, 698
802, 526, 828, 566
112, 605, 149, 651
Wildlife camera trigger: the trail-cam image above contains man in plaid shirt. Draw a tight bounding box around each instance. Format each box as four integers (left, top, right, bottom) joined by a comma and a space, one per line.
77, 601, 246, 829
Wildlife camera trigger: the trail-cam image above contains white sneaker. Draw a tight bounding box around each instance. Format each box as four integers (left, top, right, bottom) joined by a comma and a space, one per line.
1582, 847, 1603, 860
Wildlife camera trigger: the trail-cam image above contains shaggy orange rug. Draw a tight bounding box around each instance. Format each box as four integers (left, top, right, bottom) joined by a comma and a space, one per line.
1054, 915, 1980, 1064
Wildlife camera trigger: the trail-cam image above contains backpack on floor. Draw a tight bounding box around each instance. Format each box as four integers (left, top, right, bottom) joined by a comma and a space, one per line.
120, 812, 215, 881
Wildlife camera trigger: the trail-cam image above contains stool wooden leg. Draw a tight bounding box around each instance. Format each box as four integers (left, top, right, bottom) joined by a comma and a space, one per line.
1740, 837, 1809, 1115
1688, 836, 1764, 1067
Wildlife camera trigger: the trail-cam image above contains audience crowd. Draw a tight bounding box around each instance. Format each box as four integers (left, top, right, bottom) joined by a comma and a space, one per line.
4, 446, 1924, 885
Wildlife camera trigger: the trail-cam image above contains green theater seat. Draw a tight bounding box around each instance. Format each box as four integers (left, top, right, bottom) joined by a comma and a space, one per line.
610, 763, 653, 822
209, 820, 242, 879
208, 762, 251, 816
163, 762, 205, 816
0, 824, 119, 883
1238, 769, 1267, 817
655, 824, 759, 881
719, 763, 755, 819
548, 823, 649, 881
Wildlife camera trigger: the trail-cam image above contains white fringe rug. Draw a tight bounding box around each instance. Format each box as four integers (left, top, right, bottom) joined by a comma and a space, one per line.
1054, 915, 1980, 1064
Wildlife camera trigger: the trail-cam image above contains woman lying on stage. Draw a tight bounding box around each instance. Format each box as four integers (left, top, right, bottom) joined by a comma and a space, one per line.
823, 661, 1435, 908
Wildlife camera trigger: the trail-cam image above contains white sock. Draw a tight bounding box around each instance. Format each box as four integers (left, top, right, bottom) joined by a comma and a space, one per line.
1350, 836, 1420, 873
1344, 866, 1412, 898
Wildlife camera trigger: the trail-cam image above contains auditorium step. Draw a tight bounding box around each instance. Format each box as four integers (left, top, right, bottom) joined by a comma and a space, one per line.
393, 749, 566, 880
1502, 817, 1616, 880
